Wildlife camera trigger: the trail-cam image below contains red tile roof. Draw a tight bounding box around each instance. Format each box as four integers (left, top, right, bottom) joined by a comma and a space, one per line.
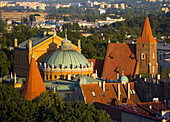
81, 82, 140, 106
22, 56, 46, 101
87, 59, 104, 78
136, 16, 157, 43
94, 102, 121, 121
137, 102, 167, 115
102, 43, 136, 80
122, 102, 164, 121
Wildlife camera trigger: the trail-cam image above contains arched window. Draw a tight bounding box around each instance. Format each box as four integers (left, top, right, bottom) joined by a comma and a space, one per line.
141, 53, 145, 59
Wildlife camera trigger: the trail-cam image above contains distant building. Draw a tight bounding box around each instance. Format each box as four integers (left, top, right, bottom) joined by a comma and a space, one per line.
120, 3, 125, 9
113, 4, 119, 9
99, 8, 106, 14
0, 10, 47, 22
157, 43, 170, 73
71, 3, 81, 7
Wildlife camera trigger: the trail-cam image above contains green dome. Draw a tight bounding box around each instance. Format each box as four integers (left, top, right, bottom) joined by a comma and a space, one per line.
117, 75, 129, 82
44, 50, 89, 69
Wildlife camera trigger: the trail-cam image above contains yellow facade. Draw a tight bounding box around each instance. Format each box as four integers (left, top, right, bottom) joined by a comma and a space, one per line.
14, 31, 93, 81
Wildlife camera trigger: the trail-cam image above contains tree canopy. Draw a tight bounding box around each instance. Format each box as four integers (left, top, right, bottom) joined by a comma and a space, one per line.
0, 84, 112, 121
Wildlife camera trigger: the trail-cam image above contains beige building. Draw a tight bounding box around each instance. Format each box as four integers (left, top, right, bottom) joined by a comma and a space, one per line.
0, 10, 47, 22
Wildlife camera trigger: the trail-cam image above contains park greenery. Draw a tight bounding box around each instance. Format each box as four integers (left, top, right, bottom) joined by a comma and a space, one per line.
0, 84, 112, 121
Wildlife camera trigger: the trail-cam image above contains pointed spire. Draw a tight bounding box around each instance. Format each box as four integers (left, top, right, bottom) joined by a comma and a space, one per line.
65, 29, 67, 40
22, 55, 46, 101
136, 16, 157, 43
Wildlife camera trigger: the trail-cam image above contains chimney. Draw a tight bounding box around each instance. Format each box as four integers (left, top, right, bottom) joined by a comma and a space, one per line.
53, 29, 56, 36
117, 72, 119, 80
139, 75, 142, 78
67, 74, 71, 80
78, 39, 81, 49
151, 74, 154, 79
108, 38, 111, 43
144, 78, 147, 82
127, 83, 130, 99
117, 84, 120, 101
157, 74, 160, 80
10, 72, 13, 79
95, 69, 98, 78
14, 38, 18, 47
149, 105, 152, 109
102, 81, 105, 92
98, 81, 102, 87
54, 87, 56, 93
14, 73, 16, 84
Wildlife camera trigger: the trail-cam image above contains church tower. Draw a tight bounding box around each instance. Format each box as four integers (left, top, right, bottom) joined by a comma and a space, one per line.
136, 16, 158, 76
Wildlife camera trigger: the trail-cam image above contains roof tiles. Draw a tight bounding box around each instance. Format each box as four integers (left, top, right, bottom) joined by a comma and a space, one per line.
136, 16, 157, 43
81, 82, 140, 106
102, 43, 136, 80
22, 56, 46, 100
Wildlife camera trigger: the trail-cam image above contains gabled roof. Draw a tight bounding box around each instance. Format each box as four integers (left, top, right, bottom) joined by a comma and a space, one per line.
81, 82, 140, 106
102, 43, 136, 80
136, 16, 157, 43
22, 55, 46, 100
87, 59, 104, 78
19, 34, 53, 48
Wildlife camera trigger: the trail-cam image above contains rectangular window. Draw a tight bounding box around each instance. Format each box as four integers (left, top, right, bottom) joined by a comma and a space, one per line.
152, 66, 155, 73
160, 55, 162, 61
153, 53, 154, 59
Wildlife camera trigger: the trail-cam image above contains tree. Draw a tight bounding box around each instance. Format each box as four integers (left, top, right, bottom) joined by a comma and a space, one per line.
0, 50, 10, 77
0, 19, 7, 33
0, 84, 36, 121
0, 84, 112, 121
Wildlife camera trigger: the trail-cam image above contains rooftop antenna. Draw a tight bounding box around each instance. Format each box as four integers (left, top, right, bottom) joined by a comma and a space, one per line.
65, 29, 67, 39
122, 70, 124, 75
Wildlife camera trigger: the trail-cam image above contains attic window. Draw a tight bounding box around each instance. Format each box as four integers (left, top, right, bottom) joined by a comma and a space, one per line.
92, 91, 96, 97
109, 52, 114, 59
102, 93, 105, 97
130, 90, 136, 95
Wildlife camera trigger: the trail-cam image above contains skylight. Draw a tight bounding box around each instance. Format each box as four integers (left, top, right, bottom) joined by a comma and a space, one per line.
102, 93, 105, 97
92, 91, 96, 97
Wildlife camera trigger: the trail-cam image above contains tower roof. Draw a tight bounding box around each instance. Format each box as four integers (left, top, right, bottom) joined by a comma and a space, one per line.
136, 16, 157, 43
22, 55, 46, 101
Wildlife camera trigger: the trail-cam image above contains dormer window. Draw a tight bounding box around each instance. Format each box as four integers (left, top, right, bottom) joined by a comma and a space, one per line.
130, 90, 136, 95
141, 53, 145, 59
